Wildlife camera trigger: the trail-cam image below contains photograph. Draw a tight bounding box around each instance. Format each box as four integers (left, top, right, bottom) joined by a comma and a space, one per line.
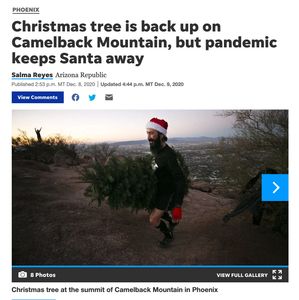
12, 110, 288, 266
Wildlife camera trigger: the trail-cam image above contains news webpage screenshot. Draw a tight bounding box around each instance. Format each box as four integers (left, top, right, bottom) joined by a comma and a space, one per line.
1, 0, 298, 299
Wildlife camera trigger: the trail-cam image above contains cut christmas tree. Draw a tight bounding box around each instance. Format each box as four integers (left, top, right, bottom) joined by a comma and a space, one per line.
81, 151, 189, 212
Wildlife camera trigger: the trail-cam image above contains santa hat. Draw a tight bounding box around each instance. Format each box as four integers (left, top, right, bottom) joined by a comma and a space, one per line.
146, 117, 168, 136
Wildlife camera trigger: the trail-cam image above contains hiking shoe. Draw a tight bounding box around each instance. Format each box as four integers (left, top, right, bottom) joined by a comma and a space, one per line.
159, 233, 174, 248
169, 222, 178, 233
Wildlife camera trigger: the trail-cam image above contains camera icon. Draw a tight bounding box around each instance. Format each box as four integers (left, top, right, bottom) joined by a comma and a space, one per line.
18, 271, 27, 278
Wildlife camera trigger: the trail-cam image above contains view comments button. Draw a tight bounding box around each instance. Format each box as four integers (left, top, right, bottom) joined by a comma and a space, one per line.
12, 91, 64, 103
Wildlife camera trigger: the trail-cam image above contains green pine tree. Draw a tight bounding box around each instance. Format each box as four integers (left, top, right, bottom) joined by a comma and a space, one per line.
81, 150, 190, 211
81, 155, 157, 211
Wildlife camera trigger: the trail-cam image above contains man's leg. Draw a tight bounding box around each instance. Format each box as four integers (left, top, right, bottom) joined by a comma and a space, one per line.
149, 208, 164, 227
161, 211, 178, 232
149, 208, 173, 247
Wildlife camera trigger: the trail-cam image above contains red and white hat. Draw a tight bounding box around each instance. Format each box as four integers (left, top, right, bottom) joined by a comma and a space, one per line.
146, 117, 168, 136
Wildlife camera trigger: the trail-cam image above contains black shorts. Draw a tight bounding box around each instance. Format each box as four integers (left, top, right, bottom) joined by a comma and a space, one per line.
154, 193, 175, 211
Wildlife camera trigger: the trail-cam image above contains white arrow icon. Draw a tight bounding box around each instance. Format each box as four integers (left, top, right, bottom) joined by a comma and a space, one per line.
273, 181, 280, 194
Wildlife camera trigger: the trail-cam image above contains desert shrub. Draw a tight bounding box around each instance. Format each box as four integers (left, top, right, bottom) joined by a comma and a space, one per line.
77, 143, 117, 165
12, 131, 79, 165
216, 111, 288, 236
216, 110, 288, 190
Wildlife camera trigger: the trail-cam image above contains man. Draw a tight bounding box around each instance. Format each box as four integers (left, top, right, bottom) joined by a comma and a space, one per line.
223, 168, 278, 225
146, 117, 186, 247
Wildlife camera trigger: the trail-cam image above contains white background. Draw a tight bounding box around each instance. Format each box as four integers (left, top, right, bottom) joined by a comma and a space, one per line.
1, 0, 299, 299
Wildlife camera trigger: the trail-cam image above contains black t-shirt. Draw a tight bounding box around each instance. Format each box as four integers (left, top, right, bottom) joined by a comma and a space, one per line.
154, 144, 185, 206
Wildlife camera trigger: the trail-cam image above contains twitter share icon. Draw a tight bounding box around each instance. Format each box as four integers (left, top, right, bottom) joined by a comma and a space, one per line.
89, 94, 96, 101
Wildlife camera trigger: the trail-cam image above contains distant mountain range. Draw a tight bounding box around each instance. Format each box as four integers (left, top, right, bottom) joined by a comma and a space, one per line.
111, 136, 220, 146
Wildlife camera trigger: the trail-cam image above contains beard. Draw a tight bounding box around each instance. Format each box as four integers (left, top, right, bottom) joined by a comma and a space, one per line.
149, 136, 162, 155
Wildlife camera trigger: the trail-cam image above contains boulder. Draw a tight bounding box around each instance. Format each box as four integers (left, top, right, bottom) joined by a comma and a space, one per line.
190, 181, 213, 193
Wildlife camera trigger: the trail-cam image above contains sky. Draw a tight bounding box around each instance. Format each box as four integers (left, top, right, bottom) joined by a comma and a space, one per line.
12, 110, 235, 143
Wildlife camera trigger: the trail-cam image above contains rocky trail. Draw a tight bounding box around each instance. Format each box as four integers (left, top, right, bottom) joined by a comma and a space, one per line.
12, 160, 287, 265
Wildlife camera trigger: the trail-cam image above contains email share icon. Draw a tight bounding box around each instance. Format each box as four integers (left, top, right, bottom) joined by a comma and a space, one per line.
105, 94, 113, 101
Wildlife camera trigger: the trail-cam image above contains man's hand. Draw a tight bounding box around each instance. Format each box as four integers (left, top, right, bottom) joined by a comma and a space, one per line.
172, 207, 182, 221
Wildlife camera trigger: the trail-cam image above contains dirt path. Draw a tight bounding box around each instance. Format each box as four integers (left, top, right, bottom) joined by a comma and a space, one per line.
12, 160, 288, 265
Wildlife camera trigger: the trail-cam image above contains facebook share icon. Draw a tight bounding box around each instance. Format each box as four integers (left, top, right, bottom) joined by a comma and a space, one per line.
72, 93, 80, 101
